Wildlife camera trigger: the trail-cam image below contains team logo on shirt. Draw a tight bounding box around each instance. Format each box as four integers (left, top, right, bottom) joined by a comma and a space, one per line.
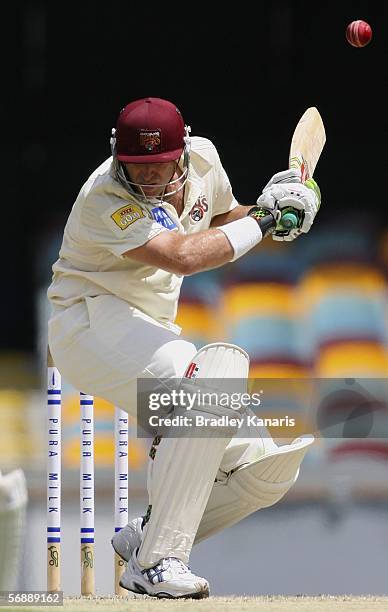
151, 207, 177, 230
111, 203, 146, 229
190, 195, 208, 222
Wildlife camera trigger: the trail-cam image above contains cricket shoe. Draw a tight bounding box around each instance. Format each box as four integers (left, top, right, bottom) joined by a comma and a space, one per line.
120, 548, 209, 599
111, 516, 143, 562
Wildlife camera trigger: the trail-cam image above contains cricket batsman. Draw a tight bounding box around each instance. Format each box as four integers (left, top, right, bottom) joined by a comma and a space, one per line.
47, 97, 320, 598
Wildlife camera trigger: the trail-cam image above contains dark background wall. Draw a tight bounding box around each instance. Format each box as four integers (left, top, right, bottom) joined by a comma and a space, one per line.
3, 1, 387, 351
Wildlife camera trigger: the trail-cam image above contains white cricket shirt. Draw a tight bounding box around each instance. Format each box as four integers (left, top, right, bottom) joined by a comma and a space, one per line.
47, 137, 238, 332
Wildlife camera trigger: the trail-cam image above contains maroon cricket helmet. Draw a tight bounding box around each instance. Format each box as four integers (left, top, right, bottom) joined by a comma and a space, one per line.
115, 97, 186, 163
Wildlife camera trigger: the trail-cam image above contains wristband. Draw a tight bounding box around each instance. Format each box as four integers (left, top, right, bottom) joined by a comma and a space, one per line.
218, 216, 262, 262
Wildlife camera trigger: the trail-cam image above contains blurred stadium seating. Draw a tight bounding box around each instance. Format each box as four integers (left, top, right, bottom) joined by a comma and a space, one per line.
0, 225, 386, 501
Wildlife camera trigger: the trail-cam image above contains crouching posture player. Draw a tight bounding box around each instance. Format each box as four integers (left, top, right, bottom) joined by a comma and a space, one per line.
48, 97, 319, 598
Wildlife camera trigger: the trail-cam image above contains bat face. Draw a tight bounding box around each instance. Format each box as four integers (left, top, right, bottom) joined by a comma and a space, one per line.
277, 106, 326, 232
289, 107, 326, 181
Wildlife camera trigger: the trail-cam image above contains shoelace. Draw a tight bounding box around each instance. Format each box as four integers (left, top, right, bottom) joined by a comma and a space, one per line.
140, 554, 191, 579
165, 557, 189, 574
141, 556, 194, 585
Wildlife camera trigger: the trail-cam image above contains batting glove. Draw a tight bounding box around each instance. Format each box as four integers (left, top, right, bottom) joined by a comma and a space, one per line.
257, 171, 321, 241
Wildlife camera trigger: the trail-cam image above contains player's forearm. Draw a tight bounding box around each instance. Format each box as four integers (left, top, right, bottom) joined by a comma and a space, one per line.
171, 229, 235, 275
177, 206, 276, 275
126, 208, 274, 275
125, 227, 234, 275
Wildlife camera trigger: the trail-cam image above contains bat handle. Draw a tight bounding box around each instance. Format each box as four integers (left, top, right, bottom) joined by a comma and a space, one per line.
279, 208, 300, 230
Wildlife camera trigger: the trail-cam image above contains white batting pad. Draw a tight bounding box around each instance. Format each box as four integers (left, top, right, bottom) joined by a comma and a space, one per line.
195, 435, 314, 543
189, 342, 249, 379
137, 343, 249, 567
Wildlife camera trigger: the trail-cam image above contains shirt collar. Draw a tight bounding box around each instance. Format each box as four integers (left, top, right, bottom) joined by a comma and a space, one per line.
180, 146, 213, 218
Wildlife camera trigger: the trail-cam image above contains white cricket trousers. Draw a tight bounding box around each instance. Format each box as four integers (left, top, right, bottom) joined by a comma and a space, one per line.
48, 295, 197, 415
49, 294, 275, 566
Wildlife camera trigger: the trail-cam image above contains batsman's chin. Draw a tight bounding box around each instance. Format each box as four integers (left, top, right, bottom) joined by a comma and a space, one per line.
142, 186, 163, 198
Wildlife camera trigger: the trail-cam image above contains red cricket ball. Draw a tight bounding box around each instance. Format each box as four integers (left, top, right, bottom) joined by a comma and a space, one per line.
346, 20, 372, 48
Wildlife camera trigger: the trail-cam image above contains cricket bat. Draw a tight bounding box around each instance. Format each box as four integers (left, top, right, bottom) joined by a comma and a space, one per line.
280, 106, 326, 229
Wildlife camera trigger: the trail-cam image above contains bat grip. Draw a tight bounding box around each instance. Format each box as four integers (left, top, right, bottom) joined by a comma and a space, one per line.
279, 208, 300, 230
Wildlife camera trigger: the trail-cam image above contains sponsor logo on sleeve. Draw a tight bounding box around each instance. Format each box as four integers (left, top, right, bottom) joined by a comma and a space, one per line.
151, 206, 177, 230
111, 203, 146, 229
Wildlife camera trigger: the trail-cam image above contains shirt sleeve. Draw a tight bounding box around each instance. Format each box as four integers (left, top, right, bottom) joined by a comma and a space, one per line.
81, 194, 168, 257
212, 147, 239, 217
